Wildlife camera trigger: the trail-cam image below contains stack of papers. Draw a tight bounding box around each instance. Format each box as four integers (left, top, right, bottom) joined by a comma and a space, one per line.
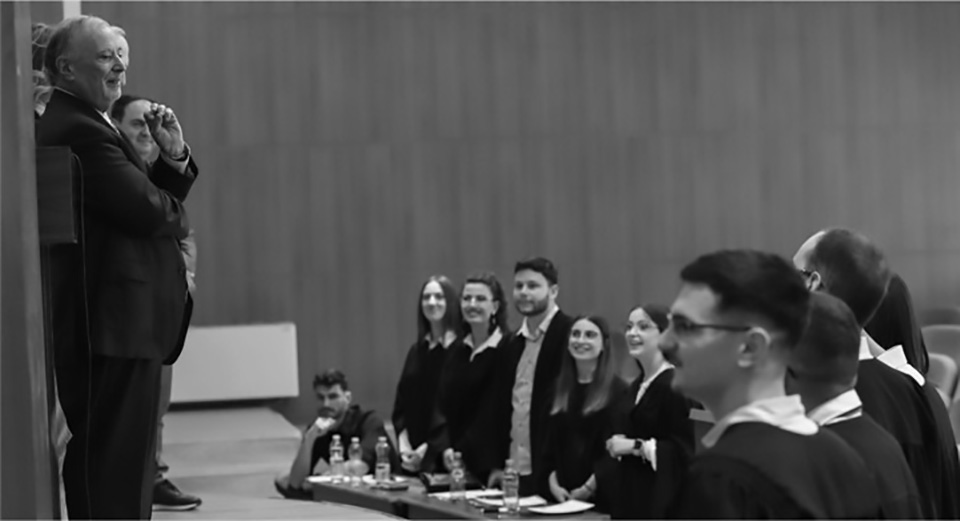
474, 495, 548, 508
528, 499, 595, 515
307, 475, 407, 485
429, 489, 503, 500
361, 475, 407, 485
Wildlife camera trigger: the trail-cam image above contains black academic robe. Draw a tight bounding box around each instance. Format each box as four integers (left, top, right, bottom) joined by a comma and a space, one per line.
391, 338, 456, 472
826, 414, 923, 519
435, 332, 511, 481
920, 381, 960, 519
671, 423, 881, 519
543, 379, 627, 495
595, 369, 694, 519
856, 359, 945, 519
490, 310, 575, 493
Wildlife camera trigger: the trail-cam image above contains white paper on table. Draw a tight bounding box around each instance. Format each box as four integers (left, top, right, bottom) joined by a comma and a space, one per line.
311, 475, 405, 485
528, 500, 595, 515
475, 495, 547, 508
360, 475, 408, 485
429, 489, 504, 500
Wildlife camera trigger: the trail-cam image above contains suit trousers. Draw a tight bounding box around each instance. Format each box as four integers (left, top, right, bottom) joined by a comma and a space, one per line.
155, 364, 173, 482
58, 354, 162, 519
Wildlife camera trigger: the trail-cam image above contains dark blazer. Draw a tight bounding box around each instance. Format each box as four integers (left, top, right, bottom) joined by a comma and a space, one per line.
37, 89, 197, 362
491, 309, 574, 493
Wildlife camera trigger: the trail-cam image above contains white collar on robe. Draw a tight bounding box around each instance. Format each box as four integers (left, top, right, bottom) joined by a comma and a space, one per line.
701, 395, 818, 449
807, 389, 863, 427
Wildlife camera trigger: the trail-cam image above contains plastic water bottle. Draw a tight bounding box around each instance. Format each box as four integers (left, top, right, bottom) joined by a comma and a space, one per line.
449, 451, 465, 502
502, 458, 520, 514
375, 436, 391, 483
329, 434, 344, 483
348, 436, 364, 486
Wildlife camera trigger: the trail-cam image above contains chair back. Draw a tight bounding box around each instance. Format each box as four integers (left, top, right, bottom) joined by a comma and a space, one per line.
949, 398, 960, 445
927, 352, 959, 403
922, 326, 960, 379
922, 306, 960, 327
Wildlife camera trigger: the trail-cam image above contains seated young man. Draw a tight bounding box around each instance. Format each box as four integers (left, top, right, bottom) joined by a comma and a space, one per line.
787, 292, 923, 518
275, 370, 388, 500
660, 249, 880, 519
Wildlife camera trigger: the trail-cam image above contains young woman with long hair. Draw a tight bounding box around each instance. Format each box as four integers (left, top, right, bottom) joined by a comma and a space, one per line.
543, 315, 626, 503
391, 275, 461, 474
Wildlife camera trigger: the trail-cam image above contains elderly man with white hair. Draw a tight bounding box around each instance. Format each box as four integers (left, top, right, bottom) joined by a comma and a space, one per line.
37, 15, 199, 520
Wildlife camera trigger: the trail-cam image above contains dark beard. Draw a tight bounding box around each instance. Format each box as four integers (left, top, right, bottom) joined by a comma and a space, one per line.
516, 297, 549, 317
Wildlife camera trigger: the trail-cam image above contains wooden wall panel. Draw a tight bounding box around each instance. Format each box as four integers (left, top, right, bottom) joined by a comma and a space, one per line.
3, 3, 55, 516
78, 1, 960, 423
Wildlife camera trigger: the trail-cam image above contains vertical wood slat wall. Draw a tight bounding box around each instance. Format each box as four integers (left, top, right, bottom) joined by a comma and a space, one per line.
3, 2, 55, 517
83, 1, 960, 421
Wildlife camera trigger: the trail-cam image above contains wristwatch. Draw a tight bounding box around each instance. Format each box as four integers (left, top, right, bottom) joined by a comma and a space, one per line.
633, 438, 644, 451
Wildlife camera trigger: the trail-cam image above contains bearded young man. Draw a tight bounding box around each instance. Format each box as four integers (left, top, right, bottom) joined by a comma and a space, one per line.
487, 257, 574, 497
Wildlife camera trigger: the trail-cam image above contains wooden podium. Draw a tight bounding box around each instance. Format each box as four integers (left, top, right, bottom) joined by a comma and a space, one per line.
35, 146, 80, 521
36, 147, 79, 246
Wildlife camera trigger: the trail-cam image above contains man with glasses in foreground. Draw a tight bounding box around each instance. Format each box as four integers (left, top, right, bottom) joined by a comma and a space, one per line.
659, 249, 879, 518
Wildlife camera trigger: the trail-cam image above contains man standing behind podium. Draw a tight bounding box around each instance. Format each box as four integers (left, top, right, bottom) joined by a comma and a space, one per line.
38, 15, 199, 520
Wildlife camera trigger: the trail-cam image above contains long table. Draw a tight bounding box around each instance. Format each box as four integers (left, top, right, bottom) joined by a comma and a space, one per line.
311, 478, 608, 519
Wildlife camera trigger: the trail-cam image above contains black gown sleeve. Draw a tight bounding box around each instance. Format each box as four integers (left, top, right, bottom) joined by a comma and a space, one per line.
651, 387, 695, 511
391, 342, 420, 438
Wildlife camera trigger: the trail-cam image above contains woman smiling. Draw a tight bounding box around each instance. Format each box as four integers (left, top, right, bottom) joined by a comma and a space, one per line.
543, 316, 626, 504
595, 304, 694, 519
436, 272, 511, 483
391, 275, 461, 475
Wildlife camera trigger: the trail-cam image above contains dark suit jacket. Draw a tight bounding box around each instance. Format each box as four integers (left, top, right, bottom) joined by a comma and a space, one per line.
37, 89, 198, 362
491, 309, 574, 494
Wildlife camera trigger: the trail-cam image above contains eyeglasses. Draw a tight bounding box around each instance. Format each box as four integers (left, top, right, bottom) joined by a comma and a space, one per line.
798, 268, 814, 278
666, 314, 751, 335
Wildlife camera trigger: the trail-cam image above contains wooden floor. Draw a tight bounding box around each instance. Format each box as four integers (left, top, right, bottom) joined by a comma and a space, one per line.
154, 471, 397, 520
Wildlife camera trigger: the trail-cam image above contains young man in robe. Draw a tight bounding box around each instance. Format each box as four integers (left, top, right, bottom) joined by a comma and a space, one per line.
660, 249, 880, 518
787, 292, 922, 518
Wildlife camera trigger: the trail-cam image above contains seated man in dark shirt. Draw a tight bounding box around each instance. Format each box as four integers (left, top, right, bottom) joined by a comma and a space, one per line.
660, 250, 880, 519
787, 292, 923, 518
275, 370, 388, 500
